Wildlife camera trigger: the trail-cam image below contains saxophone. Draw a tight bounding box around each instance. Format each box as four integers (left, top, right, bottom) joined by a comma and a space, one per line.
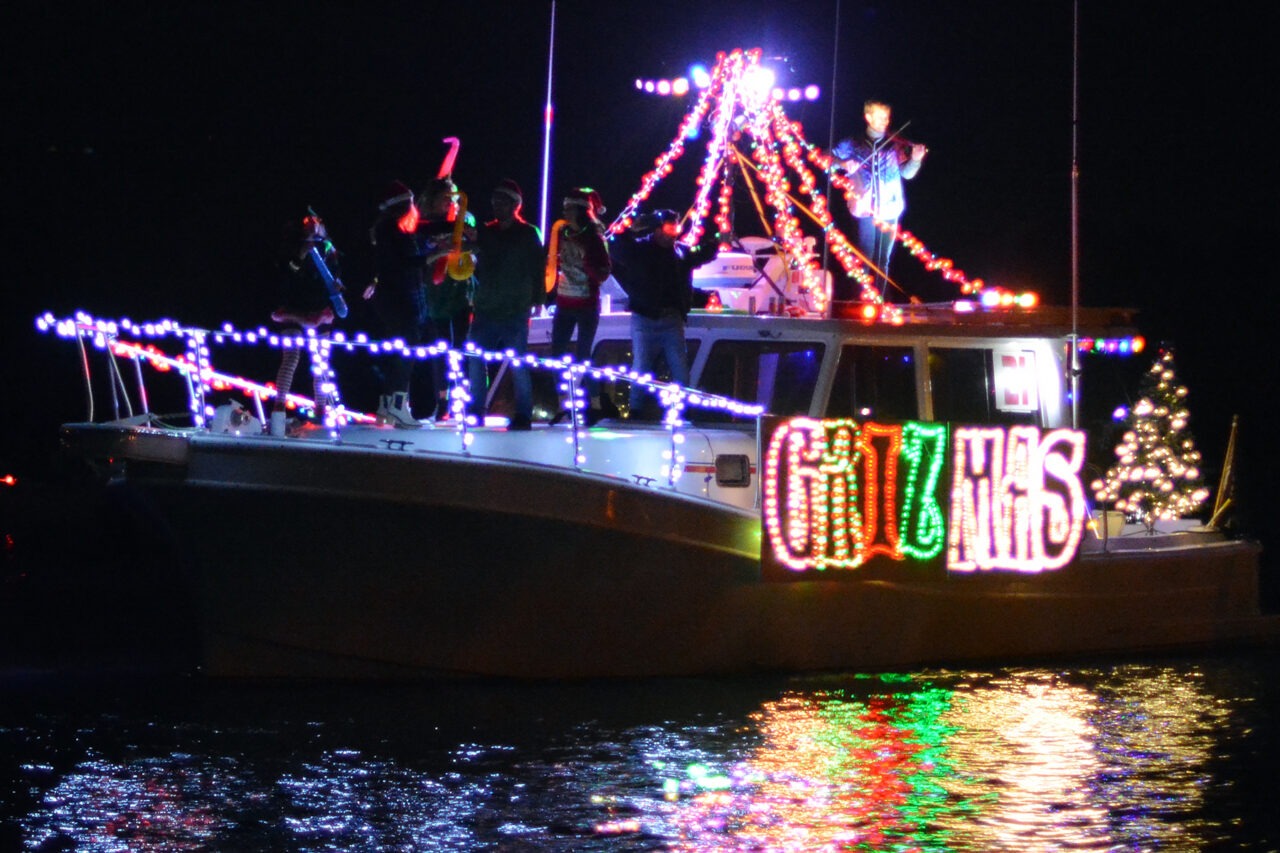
445, 191, 475, 281
544, 218, 567, 293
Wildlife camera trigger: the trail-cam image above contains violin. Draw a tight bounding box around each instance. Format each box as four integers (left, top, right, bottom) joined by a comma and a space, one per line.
888, 135, 928, 160
833, 123, 927, 172
882, 124, 928, 160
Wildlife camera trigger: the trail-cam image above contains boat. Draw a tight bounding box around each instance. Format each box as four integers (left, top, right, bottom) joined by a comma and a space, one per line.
37, 42, 1277, 679
38, 288, 1276, 679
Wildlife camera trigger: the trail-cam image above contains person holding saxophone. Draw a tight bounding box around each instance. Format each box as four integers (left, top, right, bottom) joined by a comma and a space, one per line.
546, 187, 612, 424
417, 177, 476, 421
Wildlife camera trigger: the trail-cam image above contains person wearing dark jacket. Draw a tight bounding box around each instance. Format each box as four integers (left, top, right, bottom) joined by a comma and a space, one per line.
362, 180, 427, 428
611, 210, 718, 416
468, 179, 543, 428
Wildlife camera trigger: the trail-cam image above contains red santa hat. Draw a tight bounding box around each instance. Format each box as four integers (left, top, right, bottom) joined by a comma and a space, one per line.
493, 178, 523, 205
563, 187, 606, 219
379, 180, 414, 211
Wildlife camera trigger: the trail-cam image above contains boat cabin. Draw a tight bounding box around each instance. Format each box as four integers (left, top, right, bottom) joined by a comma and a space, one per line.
489, 302, 1140, 433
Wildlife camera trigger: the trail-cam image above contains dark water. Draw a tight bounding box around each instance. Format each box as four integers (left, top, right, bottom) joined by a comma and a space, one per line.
4, 478, 1280, 849
2, 652, 1278, 852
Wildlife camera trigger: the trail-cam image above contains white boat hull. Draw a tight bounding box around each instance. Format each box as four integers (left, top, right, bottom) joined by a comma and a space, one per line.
63, 422, 1277, 679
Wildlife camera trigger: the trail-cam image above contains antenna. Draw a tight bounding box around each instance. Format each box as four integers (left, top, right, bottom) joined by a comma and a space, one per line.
1070, 0, 1081, 429
822, 0, 841, 293
538, 0, 557, 243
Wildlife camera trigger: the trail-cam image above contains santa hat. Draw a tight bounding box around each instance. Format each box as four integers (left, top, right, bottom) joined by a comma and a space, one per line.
564, 187, 606, 218
493, 178, 523, 205
379, 180, 414, 211
419, 177, 458, 204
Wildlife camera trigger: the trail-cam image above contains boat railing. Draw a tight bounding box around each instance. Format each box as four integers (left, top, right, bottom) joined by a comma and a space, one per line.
36, 311, 765, 481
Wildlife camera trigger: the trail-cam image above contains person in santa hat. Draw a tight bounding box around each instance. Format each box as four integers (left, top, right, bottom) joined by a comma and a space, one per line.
610, 208, 719, 420
267, 211, 345, 436
363, 179, 427, 428
416, 176, 476, 421
547, 187, 612, 423
468, 178, 543, 429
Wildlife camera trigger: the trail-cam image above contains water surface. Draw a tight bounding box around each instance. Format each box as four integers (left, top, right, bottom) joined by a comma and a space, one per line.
3, 653, 1277, 850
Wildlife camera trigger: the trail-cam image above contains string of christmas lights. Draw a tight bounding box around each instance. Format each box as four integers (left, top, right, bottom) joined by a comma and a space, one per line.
608, 47, 1006, 318
35, 312, 765, 440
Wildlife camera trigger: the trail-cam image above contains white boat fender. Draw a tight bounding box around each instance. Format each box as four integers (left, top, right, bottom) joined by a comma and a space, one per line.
209, 401, 262, 436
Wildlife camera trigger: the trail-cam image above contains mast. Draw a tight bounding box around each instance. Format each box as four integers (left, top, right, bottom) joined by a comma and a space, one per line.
1070, 0, 1081, 428
538, 0, 557, 243
821, 0, 841, 292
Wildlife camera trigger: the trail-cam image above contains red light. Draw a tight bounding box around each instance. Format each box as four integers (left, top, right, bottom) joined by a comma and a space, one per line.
397, 205, 420, 234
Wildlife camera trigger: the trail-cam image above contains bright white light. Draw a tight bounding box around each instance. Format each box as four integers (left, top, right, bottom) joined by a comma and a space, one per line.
643, 80, 655, 93
690, 64, 711, 89
741, 66, 776, 103
804, 84, 820, 100
787, 88, 802, 101
657, 79, 671, 95
672, 77, 689, 96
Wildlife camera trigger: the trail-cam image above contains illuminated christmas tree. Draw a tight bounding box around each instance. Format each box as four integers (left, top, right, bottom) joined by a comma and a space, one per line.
1091, 348, 1210, 530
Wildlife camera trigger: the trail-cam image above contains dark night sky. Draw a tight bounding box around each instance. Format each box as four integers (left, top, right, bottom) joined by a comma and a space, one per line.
3, 2, 1276, 545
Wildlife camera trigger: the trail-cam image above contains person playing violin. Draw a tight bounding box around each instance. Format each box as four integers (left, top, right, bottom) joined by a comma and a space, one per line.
831, 99, 926, 300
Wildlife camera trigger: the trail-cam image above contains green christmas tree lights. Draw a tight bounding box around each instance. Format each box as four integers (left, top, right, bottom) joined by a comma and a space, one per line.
1091, 348, 1210, 531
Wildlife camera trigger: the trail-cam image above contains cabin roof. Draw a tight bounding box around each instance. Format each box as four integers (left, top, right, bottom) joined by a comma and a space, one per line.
665, 302, 1139, 341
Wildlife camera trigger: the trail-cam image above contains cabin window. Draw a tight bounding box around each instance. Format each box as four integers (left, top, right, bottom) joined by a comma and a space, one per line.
695, 339, 825, 423
826, 345, 918, 421
928, 347, 1041, 426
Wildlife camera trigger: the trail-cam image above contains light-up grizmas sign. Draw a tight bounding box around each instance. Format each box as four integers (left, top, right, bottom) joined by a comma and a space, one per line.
946, 426, 1087, 573
762, 418, 1088, 577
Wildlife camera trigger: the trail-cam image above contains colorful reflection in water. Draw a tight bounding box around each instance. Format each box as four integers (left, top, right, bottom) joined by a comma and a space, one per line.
2, 658, 1273, 850
652, 667, 1232, 850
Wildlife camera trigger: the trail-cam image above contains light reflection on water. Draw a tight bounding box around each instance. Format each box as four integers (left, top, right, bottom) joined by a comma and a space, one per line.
1, 655, 1276, 851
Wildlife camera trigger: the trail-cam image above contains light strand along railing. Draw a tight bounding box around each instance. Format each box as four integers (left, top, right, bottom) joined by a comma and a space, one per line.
37, 311, 765, 485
